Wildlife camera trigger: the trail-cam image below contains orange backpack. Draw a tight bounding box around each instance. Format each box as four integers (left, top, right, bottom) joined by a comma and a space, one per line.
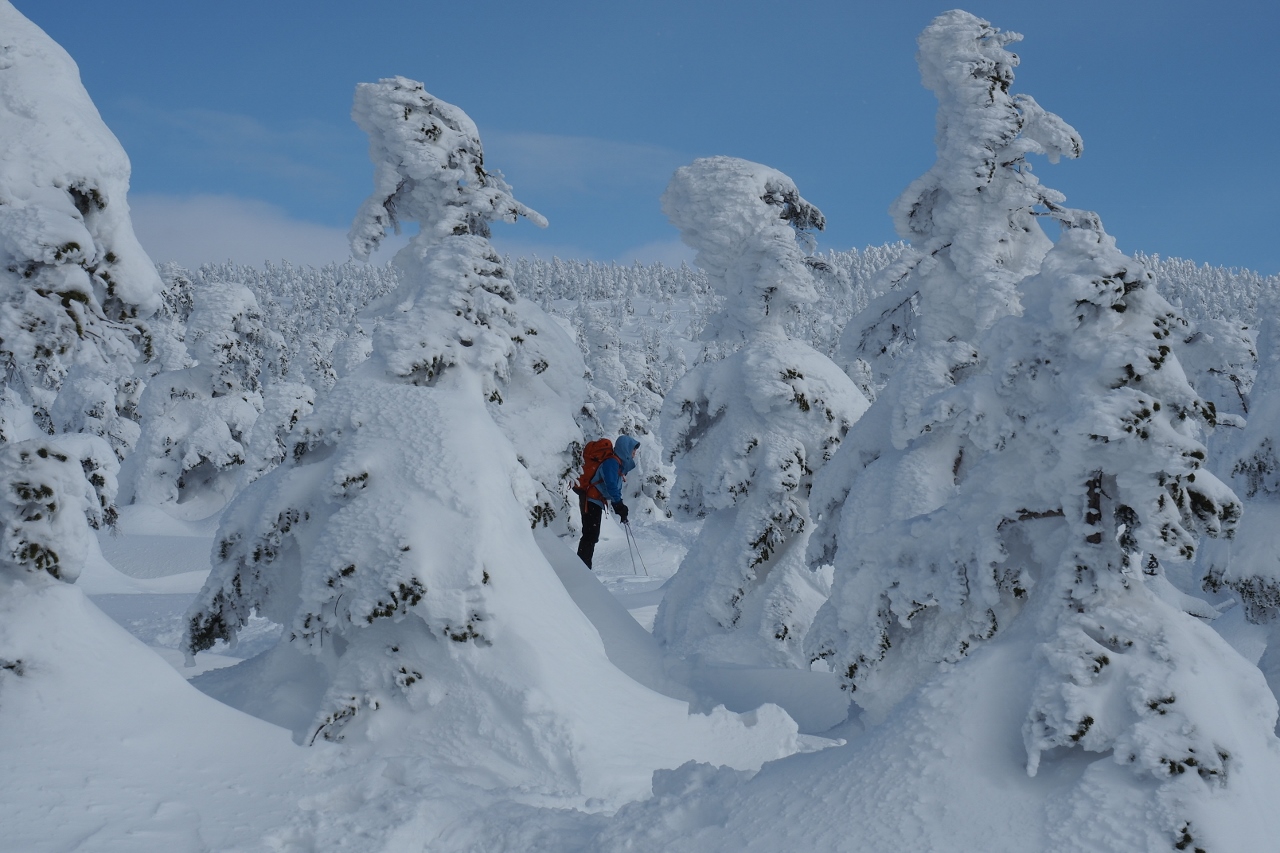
574, 438, 621, 503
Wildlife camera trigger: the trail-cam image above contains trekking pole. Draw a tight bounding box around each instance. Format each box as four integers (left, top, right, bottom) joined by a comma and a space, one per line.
623, 522, 641, 576
623, 521, 650, 577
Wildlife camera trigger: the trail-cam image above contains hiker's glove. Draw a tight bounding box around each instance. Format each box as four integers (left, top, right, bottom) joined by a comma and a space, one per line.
613, 501, 629, 523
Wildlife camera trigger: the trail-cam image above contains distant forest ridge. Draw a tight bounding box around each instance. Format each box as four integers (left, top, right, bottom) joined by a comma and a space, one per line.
171, 245, 1276, 390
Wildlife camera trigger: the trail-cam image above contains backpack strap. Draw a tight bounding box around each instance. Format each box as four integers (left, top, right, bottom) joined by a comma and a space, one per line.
587, 453, 624, 502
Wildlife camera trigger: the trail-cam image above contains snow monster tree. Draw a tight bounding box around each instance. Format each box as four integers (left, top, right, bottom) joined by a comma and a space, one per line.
809, 6, 1084, 581
806, 11, 1280, 849
808, 8, 1085, 711
0, 1, 162, 585
832, 0, 1080, 401
184, 81, 802, 800
654, 157, 869, 669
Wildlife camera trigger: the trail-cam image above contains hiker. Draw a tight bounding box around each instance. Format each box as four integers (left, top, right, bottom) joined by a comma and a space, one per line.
573, 434, 640, 569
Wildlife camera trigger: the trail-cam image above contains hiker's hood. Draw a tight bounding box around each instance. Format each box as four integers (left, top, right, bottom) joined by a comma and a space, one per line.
615, 435, 640, 474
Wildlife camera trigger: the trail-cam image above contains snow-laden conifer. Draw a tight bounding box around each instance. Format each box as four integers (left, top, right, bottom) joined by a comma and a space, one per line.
141, 263, 197, 378
1203, 315, 1280, 704
122, 282, 272, 510
1176, 318, 1254, 425
654, 157, 869, 668
183, 75, 558, 707
809, 8, 1083, 607
662, 157, 823, 346
0, 2, 160, 592
1009, 225, 1260, 847
347, 78, 545, 393
345, 78, 585, 529
574, 300, 673, 516
178, 259, 400, 390
183, 83, 800, 795
0, 433, 117, 584
0, 2, 162, 456
237, 380, 314, 488
803, 12, 1273, 846
835, 9, 1080, 397
811, 215, 1265, 853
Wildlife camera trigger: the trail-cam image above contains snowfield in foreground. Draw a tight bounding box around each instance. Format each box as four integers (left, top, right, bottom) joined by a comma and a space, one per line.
0, 510, 825, 852
10, 517, 1280, 852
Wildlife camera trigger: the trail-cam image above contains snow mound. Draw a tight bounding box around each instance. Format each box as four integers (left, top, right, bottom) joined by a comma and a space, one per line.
0, 576, 308, 853
587, 614, 1280, 853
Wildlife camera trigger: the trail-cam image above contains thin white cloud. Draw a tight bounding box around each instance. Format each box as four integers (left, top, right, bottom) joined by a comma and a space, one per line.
485, 131, 688, 197
128, 193, 407, 268
616, 238, 695, 266
129, 193, 690, 271
489, 235, 605, 262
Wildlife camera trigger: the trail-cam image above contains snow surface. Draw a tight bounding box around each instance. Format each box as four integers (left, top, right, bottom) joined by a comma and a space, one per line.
18, 502, 1280, 852
5, 493, 826, 851
0, 576, 312, 853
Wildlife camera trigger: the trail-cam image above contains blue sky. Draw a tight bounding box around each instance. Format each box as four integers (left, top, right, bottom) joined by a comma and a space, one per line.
23, 1, 1280, 273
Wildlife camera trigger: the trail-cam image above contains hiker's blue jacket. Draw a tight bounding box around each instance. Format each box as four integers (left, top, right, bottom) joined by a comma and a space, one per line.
590, 434, 639, 507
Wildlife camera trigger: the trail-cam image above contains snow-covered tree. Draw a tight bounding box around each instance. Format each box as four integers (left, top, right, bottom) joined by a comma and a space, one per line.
122, 282, 271, 512
0, 2, 161, 594
184, 75, 557, 682
237, 380, 314, 488
661, 157, 824, 348
573, 300, 673, 516
1010, 225, 1259, 849
834, 8, 1081, 399
1176, 317, 1254, 426
814, 220, 1262, 853
1203, 315, 1280, 707
809, 8, 1083, 602
141, 263, 198, 378
222, 259, 401, 388
0, 2, 163, 458
653, 157, 869, 668
181, 83, 800, 795
345, 78, 587, 530
804, 12, 1273, 847
0, 434, 116, 583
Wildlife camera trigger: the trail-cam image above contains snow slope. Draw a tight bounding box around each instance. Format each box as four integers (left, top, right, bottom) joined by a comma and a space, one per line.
0, 577, 312, 853
587, 609, 1280, 853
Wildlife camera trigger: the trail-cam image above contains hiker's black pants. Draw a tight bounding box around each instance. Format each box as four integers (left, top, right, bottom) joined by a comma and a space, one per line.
577, 498, 603, 569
